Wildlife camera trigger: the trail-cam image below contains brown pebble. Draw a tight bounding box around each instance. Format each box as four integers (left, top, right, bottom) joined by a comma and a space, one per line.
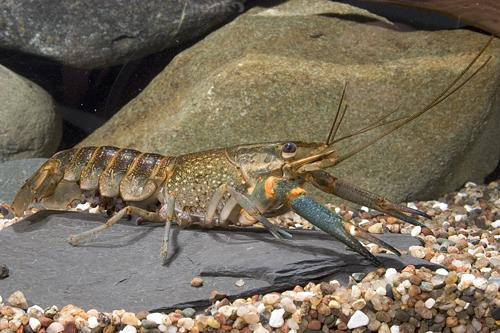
40, 317, 53, 328
320, 282, 335, 295
135, 311, 149, 321
446, 316, 458, 327
63, 320, 77, 333
209, 290, 227, 303
307, 320, 322, 330
191, 277, 204, 287
408, 285, 421, 297
103, 325, 116, 333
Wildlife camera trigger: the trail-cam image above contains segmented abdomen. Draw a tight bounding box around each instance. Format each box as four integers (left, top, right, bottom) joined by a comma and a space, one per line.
11, 146, 175, 216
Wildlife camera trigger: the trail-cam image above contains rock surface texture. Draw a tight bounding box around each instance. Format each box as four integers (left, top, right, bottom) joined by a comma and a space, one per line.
0, 66, 61, 162
0, 0, 246, 68
80, 0, 500, 201
0, 213, 433, 312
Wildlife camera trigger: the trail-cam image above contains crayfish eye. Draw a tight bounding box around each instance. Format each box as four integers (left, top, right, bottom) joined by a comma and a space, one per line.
281, 142, 297, 159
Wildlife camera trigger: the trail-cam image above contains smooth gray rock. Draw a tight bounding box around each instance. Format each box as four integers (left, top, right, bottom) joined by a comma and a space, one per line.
0, 159, 45, 205
0, 0, 246, 69
0, 212, 438, 312
0, 66, 62, 163
80, 0, 500, 201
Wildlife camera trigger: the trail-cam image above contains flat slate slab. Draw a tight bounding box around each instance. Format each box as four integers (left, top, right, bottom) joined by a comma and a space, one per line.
0, 212, 439, 312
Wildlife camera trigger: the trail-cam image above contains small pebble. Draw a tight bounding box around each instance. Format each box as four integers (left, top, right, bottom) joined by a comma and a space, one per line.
347, 310, 369, 329
46, 322, 64, 333
235, 279, 245, 287
190, 277, 203, 287
119, 325, 136, 333
269, 309, 285, 328
7, 291, 28, 309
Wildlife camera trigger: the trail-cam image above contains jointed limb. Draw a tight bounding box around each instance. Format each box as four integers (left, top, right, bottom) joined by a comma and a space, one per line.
205, 184, 292, 239
68, 206, 165, 246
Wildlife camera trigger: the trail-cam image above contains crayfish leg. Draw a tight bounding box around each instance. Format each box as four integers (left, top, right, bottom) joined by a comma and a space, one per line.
67, 205, 165, 246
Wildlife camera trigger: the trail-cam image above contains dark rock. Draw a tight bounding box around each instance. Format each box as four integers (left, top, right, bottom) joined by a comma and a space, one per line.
492, 307, 500, 320
0, 0, 246, 69
0, 212, 439, 312
351, 272, 366, 282
0, 159, 45, 205
395, 309, 410, 322
0, 264, 9, 279
140, 321, 157, 329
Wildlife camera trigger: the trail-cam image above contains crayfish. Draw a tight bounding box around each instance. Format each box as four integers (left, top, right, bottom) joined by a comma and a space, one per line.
4, 38, 493, 267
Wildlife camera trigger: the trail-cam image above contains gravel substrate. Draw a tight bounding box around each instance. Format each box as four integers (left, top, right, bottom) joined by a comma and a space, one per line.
1, 180, 499, 332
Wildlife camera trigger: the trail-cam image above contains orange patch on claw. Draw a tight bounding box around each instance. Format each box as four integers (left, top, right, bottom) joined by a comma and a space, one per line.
264, 177, 277, 199
287, 187, 305, 203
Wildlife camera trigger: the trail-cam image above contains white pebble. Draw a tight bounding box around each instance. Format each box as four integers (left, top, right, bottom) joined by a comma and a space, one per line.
166, 326, 177, 333
424, 298, 436, 309
410, 226, 421, 237
253, 323, 270, 333
435, 268, 449, 276
376, 287, 386, 296
262, 293, 280, 305
269, 308, 285, 328
390, 325, 400, 333
401, 280, 412, 288
27, 305, 44, 318
347, 310, 369, 329
409, 246, 426, 258
460, 273, 475, 283
351, 285, 362, 299
280, 297, 296, 313
147, 313, 166, 325
257, 302, 266, 314
88, 316, 99, 329
407, 202, 418, 210
295, 291, 314, 301
361, 206, 369, 212
218, 305, 236, 318
492, 220, 500, 228
120, 325, 137, 333
46, 322, 65, 333
384, 268, 398, 283
29, 317, 41, 331
158, 324, 167, 332
179, 318, 194, 330
472, 277, 488, 290
454, 214, 465, 222
432, 201, 448, 211
334, 207, 341, 214
76, 202, 90, 211
89, 206, 100, 214
235, 279, 245, 287
286, 318, 299, 330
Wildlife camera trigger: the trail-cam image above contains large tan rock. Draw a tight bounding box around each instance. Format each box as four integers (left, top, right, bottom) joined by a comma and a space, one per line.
0, 65, 62, 162
81, 0, 500, 201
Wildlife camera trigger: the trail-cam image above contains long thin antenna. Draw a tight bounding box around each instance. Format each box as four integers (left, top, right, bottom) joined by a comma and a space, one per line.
326, 82, 348, 145
329, 36, 494, 148
287, 36, 494, 171
335, 53, 492, 164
